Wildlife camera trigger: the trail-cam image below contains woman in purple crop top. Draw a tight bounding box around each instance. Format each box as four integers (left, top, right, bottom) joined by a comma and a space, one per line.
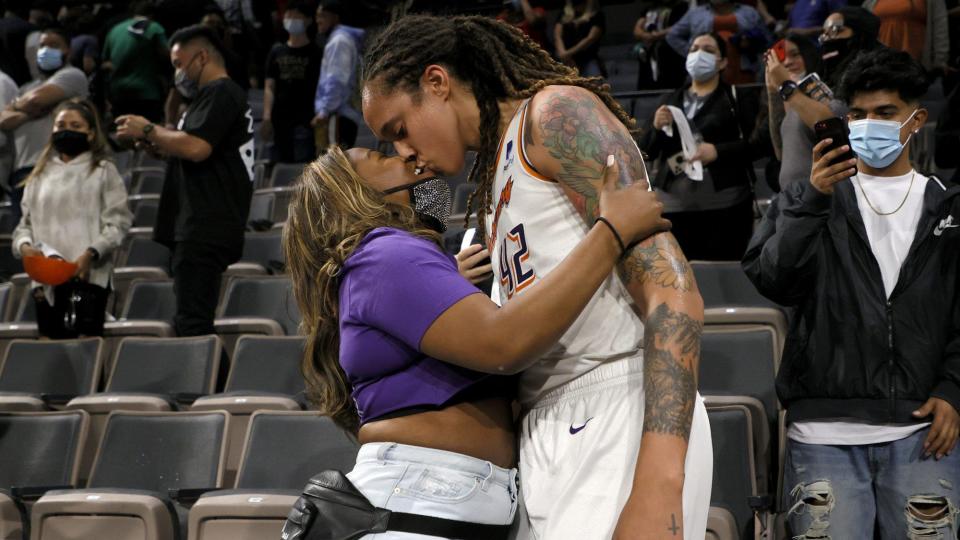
282, 146, 669, 538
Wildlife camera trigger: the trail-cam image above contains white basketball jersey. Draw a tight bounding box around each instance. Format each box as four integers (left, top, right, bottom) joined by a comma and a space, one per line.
486, 100, 645, 405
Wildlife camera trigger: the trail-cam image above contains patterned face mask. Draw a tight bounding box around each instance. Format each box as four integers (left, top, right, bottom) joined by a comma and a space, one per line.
383, 177, 451, 233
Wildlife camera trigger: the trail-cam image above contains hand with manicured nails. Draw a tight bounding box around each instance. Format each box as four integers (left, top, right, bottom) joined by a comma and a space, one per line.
810, 138, 858, 195
913, 397, 960, 459
456, 244, 493, 285
597, 157, 671, 248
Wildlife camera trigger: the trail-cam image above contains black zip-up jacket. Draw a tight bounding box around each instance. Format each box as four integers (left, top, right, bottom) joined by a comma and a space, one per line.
742, 176, 960, 424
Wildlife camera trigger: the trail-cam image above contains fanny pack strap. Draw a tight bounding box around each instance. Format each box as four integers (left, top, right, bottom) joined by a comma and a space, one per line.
387, 511, 510, 538
285, 470, 511, 540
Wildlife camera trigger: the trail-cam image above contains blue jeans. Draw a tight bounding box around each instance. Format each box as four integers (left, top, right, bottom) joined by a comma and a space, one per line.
784, 429, 960, 539
347, 443, 519, 539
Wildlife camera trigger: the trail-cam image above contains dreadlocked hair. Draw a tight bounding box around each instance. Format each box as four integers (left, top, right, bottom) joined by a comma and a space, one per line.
363, 15, 635, 240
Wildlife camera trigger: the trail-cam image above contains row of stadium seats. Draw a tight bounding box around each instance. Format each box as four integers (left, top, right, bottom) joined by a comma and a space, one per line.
0, 408, 356, 540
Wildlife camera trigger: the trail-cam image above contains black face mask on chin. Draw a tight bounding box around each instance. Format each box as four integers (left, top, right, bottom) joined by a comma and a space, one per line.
51, 130, 91, 157
821, 38, 852, 79
382, 177, 452, 233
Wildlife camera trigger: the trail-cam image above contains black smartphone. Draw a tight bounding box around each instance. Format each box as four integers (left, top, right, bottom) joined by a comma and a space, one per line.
814, 117, 857, 172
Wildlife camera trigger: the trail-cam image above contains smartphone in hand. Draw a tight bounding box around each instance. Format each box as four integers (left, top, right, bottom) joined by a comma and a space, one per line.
814, 117, 857, 173
772, 39, 786, 62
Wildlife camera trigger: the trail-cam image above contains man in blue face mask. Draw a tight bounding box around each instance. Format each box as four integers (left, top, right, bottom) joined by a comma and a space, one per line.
744, 47, 960, 538
0, 26, 88, 219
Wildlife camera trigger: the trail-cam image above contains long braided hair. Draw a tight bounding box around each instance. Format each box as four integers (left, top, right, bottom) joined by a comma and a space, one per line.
363, 15, 634, 240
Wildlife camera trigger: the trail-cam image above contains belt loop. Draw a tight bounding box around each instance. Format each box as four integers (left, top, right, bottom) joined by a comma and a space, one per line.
479, 461, 494, 491
377, 442, 396, 462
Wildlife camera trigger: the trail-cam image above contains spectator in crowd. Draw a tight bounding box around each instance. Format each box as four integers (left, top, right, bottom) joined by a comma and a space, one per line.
200, 6, 250, 91
641, 32, 764, 260
262, 0, 321, 163
786, 0, 848, 36
0, 2, 34, 85
115, 25, 254, 338
497, 0, 548, 51
946, 0, 959, 92
0, 68, 16, 193
766, 7, 881, 190
744, 48, 959, 537
864, 0, 950, 73
758, 34, 820, 165
101, 0, 169, 123
59, 3, 100, 76
667, 0, 773, 85
13, 98, 131, 339
934, 79, 959, 183
633, 0, 689, 89
0, 26, 88, 219
24, 3, 56, 83
311, 0, 364, 149
555, 0, 607, 77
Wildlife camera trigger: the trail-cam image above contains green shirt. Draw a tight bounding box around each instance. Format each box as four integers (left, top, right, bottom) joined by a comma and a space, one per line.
102, 17, 168, 101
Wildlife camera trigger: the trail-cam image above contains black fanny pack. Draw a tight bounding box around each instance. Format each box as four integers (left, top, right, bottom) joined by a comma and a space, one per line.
281, 470, 511, 540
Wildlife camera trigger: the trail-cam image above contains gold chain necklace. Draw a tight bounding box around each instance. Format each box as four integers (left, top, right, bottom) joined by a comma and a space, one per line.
855, 170, 916, 216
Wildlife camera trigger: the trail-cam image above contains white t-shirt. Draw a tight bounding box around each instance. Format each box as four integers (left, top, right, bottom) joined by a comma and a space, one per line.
789, 170, 932, 445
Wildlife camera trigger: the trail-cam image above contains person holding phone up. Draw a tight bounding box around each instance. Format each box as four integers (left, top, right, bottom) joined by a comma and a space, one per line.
743, 47, 960, 538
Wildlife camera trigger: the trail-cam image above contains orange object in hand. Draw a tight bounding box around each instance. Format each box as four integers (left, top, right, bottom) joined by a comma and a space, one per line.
23, 255, 78, 286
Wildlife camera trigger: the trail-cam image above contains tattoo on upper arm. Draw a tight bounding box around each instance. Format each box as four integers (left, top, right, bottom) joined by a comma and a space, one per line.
642, 302, 700, 439
533, 90, 645, 222
618, 233, 696, 292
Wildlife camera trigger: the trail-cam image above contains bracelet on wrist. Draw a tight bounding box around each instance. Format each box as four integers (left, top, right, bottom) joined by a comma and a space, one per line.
595, 217, 627, 258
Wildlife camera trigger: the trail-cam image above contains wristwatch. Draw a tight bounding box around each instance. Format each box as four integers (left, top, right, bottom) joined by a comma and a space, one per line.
142, 122, 155, 139
778, 80, 799, 102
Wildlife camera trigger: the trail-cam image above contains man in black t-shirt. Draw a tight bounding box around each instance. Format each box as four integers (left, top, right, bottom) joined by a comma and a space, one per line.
262, 1, 322, 163
116, 24, 254, 337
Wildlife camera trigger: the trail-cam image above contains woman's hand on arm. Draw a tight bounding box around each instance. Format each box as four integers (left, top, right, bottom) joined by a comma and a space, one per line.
421, 158, 670, 375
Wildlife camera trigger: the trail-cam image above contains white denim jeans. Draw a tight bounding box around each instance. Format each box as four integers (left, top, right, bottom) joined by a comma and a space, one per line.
347, 442, 519, 539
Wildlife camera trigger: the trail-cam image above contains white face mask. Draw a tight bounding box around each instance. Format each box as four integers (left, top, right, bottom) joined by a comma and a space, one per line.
283, 18, 307, 35
685, 49, 718, 82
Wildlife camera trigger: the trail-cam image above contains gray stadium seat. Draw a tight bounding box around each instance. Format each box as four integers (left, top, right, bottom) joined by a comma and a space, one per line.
112, 235, 171, 313
692, 261, 781, 310
132, 198, 160, 228
699, 326, 779, 502
102, 279, 177, 377
0, 282, 40, 360
214, 276, 301, 355
706, 506, 739, 540
120, 236, 171, 269
247, 190, 275, 225
268, 162, 306, 188
0, 234, 23, 281
0, 410, 89, 540
706, 400, 761, 540
452, 183, 474, 216
192, 335, 307, 486
225, 229, 284, 278
132, 169, 165, 196
31, 410, 229, 540
0, 339, 103, 411
67, 336, 223, 484
188, 411, 358, 540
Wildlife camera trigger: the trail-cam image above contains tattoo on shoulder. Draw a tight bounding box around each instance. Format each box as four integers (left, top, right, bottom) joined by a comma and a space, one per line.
618, 234, 695, 293
534, 89, 643, 220
643, 303, 700, 440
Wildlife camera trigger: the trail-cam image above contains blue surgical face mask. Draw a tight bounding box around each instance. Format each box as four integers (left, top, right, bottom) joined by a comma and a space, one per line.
848, 109, 919, 169
685, 50, 718, 82
283, 18, 307, 35
37, 47, 64, 72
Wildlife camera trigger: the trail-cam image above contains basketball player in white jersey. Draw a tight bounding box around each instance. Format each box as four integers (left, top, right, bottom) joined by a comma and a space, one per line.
361, 15, 713, 539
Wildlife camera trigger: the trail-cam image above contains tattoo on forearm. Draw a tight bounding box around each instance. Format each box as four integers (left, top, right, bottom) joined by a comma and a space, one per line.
618, 234, 695, 292
642, 303, 700, 440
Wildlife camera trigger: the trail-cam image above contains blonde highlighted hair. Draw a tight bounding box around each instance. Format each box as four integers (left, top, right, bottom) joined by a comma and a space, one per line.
282, 146, 441, 433
24, 98, 110, 185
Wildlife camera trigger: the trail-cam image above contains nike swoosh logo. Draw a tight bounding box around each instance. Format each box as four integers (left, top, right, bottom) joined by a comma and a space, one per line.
569, 418, 593, 435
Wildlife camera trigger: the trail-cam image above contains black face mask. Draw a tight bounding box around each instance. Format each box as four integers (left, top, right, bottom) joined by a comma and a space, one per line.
52, 130, 91, 156
383, 177, 451, 233
821, 38, 851, 79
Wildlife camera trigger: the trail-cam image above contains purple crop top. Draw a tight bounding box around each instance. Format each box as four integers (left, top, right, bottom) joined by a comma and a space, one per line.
339, 227, 512, 425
